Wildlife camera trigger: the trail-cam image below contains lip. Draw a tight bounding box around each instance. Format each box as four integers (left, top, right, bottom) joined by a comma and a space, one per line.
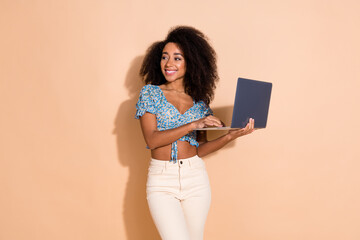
165, 69, 177, 75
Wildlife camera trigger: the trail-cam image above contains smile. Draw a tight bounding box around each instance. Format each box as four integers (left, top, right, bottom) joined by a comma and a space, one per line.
165, 70, 177, 75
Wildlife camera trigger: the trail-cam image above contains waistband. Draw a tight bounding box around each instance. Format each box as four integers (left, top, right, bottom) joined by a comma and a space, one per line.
150, 155, 202, 168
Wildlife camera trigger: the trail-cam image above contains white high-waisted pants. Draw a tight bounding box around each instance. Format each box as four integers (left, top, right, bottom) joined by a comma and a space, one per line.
146, 155, 211, 240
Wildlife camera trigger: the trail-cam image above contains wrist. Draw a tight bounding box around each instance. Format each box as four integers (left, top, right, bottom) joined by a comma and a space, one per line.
225, 132, 234, 142
188, 121, 197, 132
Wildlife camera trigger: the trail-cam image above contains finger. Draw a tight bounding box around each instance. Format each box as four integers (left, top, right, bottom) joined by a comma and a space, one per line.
248, 118, 254, 130
221, 120, 226, 127
228, 128, 243, 136
243, 122, 250, 131
229, 128, 244, 133
204, 118, 222, 127
207, 122, 222, 127
211, 118, 222, 126
243, 121, 253, 134
207, 116, 222, 126
249, 119, 253, 128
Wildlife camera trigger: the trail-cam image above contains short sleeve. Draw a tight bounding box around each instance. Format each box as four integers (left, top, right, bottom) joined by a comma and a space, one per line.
203, 103, 213, 117
199, 101, 214, 117
135, 85, 157, 119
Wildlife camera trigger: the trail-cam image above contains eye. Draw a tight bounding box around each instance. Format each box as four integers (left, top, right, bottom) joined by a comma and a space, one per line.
175, 57, 182, 61
161, 55, 168, 60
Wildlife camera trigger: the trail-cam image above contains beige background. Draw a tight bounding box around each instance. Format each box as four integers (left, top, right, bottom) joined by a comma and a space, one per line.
1, 0, 360, 239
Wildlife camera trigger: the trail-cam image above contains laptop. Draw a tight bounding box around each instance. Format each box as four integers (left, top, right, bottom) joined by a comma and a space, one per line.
195, 77, 273, 130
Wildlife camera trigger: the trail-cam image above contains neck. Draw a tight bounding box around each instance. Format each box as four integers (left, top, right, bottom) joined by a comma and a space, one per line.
164, 80, 185, 92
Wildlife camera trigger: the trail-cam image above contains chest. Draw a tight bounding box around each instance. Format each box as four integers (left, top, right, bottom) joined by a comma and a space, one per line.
155, 100, 203, 130
162, 92, 194, 115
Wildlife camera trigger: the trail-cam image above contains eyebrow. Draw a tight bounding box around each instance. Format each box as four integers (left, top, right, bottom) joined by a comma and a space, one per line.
162, 52, 183, 56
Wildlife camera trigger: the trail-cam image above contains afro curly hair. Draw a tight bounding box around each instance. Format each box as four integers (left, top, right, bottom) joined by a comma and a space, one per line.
139, 26, 219, 105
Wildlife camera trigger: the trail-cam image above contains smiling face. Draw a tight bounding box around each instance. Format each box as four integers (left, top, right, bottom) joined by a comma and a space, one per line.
160, 42, 186, 84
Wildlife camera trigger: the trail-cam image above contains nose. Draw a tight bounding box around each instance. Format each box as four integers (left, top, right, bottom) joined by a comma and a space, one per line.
165, 58, 174, 67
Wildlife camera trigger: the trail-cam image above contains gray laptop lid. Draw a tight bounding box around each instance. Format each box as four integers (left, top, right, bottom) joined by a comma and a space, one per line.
231, 77, 272, 128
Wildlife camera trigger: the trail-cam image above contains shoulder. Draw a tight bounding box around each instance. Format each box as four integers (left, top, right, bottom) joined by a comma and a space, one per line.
135, 85, 161, 118
140, 84, 159, 92
196, 100, 209, 109
138, 84, 163, 105
195, 100, 213, 115
139, 84, 161, 97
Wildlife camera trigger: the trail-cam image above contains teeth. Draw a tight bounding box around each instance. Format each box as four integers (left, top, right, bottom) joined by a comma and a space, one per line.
166, 70, 176, 73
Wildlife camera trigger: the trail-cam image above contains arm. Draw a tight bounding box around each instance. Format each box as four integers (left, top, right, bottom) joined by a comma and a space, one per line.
197, 118, 255, 158
139, 113, 223, 149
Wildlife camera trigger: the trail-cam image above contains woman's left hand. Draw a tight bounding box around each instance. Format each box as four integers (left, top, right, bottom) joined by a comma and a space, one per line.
227, 118, 255, 140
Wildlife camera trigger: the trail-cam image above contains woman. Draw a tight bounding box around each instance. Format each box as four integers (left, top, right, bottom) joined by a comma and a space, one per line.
135, 26, 254, 240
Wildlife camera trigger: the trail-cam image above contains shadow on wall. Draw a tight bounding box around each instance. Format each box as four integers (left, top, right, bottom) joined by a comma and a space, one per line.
113, 56, 161, 240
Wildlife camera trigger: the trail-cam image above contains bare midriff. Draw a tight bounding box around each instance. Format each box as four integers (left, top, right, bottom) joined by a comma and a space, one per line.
151, 141, 197, 160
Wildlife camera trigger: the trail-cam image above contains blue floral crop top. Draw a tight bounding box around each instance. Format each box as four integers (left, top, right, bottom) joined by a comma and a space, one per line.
135, 84, 213, 163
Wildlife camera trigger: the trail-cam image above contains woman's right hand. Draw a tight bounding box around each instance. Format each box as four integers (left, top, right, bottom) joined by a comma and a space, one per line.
192, 116, 223, 129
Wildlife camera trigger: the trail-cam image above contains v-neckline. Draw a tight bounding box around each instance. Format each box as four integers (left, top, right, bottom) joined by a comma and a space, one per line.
156, 85, 195, 115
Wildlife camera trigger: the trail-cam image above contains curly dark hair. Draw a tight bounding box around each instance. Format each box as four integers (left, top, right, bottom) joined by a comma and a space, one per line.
139, 26, 219, 105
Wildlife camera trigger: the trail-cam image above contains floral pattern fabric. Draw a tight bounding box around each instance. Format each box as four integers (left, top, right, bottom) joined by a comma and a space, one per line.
135, 84, 213, 163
